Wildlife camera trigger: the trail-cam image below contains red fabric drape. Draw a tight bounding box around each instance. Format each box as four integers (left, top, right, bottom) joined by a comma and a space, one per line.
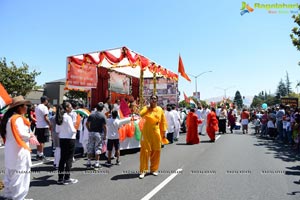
67, 47, 178, 81
131, 77, 139, 99
91, 67, 109, 109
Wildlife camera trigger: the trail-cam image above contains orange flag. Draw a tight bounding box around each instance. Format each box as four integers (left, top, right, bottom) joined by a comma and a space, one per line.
178, 55, 191, 82
183, 92, 190, 103
0, 83, 12, 109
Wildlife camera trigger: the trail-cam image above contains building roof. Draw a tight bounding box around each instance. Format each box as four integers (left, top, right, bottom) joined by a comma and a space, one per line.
46, 78, 66, 84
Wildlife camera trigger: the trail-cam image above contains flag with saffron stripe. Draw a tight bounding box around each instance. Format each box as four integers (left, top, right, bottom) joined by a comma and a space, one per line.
190, 98, 196, 108
0, 83, 12, 109
178, 55, 191, 82
183, 92, 190, 103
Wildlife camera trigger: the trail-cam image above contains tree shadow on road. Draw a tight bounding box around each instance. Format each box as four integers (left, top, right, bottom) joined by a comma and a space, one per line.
254, 136, 299, 163
287, 191, 300, 196
286, 180, 300, 197
253, 135, 300, 187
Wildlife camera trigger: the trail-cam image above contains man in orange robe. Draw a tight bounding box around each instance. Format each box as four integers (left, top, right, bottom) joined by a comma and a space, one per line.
206, 107, 219, 142
186, 108, 202, 144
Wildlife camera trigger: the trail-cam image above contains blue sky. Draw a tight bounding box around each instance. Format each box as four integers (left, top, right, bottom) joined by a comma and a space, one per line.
0, 0, 299, 100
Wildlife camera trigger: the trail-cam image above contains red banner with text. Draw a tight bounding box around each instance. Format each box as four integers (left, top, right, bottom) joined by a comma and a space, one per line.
67, 62, 97, 88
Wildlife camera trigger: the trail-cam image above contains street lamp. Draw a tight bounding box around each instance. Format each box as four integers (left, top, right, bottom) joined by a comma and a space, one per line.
215, 86, 235, 98
187, 70, 212, 100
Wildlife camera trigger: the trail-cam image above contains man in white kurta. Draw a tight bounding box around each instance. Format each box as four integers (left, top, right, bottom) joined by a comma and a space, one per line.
199, 106, 210, 135
195, 105, 204, 134
165, 106, 176, 143
171, 105, 181, 141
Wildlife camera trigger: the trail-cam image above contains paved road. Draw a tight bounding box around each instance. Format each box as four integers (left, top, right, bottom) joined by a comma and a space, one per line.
0, 124, 300, 200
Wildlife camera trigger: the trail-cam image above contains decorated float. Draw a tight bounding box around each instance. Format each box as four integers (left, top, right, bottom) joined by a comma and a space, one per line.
65, 46, 179, 150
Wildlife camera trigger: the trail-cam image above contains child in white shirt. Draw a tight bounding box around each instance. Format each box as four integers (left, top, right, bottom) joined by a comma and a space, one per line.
105, 110, 131, 166
267, 117, 277, 138
253, 116, 261, 135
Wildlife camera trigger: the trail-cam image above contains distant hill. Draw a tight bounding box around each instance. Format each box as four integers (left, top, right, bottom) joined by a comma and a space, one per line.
204, 95, 254, 106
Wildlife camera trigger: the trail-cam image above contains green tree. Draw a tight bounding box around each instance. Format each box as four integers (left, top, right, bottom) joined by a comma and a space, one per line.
33, 85, 44, 90
290, 5, 300, 65
233, 90, 243, 109
251, 95, 264, 108
251, 92, 280, 108
296, 80, 300, 93
276, 79, 287, 97
178, 100, 189, 108
178, 95, 208, 109
0, 58, 40, 96
64, 90, 87, 101
285, 71, 292, 95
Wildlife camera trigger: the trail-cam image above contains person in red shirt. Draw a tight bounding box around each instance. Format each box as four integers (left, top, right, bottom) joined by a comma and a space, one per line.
241, 108, 250, 134
228, 109, 236, 133
30, 104, 37, 132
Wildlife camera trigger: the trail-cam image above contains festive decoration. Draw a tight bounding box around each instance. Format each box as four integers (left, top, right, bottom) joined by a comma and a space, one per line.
74, 108, 90, 117
119, 126, 126, 142
261, 103, 268, 109
120, 98, 131, 117
67, 47, 178, 81
116, 118, 145, 142
66, 47, 179, 113
66, 61, 97, 88
125, 121, 135, 138
134, 121, 141, 141
190, 98, 196, 108
64, 87, 90, 92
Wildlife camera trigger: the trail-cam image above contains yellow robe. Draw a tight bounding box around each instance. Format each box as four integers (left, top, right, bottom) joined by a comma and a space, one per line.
139, 106, 167, 173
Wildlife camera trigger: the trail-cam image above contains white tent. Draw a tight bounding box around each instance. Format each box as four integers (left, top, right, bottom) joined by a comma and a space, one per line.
67, 46, 178, 79
66, 46, 178, 105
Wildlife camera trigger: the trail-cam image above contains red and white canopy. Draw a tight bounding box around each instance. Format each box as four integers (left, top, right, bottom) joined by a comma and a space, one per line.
67, 46, 178, 80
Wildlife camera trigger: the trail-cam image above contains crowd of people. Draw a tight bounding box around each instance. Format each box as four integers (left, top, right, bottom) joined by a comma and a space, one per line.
251, 104, 300, 149
1, 94, 300, 199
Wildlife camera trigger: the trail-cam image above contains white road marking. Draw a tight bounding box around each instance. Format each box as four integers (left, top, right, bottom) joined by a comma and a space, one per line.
216, 135, 221, 141
0, 146, 4, 149
141, 168, 183, 200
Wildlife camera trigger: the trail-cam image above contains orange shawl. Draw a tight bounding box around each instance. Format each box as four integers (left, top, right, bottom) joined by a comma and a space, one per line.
10, 114, 31, 152
74, 114, 81, 130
